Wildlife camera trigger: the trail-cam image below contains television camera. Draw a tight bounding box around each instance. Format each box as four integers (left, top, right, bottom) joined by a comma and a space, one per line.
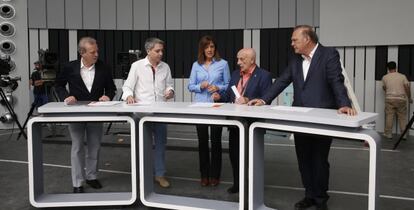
0, 55, 26, 139
0, 55, 20, 90
117, 50, 142, 79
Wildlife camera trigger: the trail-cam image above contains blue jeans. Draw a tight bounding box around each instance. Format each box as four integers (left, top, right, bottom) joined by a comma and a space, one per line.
34, 94, 48, 107
151, 123, 167, 176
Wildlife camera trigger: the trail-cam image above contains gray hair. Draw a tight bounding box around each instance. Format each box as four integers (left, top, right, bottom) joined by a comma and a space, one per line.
144, 37, 165, 52
293, 25, 319, 43
78, 37, 97, 54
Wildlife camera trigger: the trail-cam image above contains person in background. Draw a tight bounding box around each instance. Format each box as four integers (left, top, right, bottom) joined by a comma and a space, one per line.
212, 48, 272, 193
55, 37, 116, 193
30, 61, 48, 108
122, 37, 174, 188
188, 35, 230, 187
249, 25, 356, 210
382, 61, 412, 139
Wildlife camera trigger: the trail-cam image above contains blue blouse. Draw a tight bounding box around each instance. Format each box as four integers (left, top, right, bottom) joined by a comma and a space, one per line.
188, 59, 230, 102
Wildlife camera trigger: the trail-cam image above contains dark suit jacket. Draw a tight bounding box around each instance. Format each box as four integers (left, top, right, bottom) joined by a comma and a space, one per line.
262, 45, 351, 109
55, 60, 116, 101
220, 66, 272, 103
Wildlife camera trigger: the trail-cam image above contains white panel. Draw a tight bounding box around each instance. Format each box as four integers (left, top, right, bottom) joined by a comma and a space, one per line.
387, 46, 398, 63
29, 30, 39, 73
364, 47, 376, 113
262, 0, 278, 28
313, 0, 320, 26
174, 79, 184, 102
344, 47, 355, 88
117, 0, 133, 30
246, 0, 261, 28
229, 0, 245, 29
65, 0, 83, 29
213, 0, 229, 29
28, 30, 36, 109
279, 0, 296, 27
28, 0, 47, 28
320, 0, 414, 46
243, 30, 252, 48
354, 47, 365, 111
197, 0, 213, 29
374, 81, 385, 132
47, 0, 65, 28
149, 0, 165, 30
252, 30, 260, 66
166, 0, 181, 30
116, 0, 133, 30
336, 47, 344, 63
68, 30, 78, 61
183, 79, 192, 102
410, 82, 414, 135
181, 0, 197, 29
100, 0, 116, 29
296, 0, 314, 26
134, 0, 149, 30
39, 30, 49, 50
83, 0, 100, 29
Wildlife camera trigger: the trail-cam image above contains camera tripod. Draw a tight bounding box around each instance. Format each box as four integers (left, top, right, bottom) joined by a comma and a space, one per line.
0, 88, 26, 139
393, 112, 414, 150
16, 100, 38, 141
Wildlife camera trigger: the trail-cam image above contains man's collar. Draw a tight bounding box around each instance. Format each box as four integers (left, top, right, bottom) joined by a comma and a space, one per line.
301, 43, 319, 60
80, 58, 95, 70
240, 64, 256, 76
145, 56, 162, 68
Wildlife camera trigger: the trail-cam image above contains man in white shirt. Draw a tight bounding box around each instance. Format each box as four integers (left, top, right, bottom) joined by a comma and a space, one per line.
55, 37, 116, 193
122, 37, 174, 188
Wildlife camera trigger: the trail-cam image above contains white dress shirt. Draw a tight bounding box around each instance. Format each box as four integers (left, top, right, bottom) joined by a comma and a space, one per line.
301, 43, 319, 81
80, 59, 95, 93
122, 57, 174, 102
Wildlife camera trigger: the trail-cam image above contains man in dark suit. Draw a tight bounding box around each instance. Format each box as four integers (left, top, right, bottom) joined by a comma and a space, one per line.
55, 37, 116, 193
249, 25, 356, 210
213, 48, 272, 194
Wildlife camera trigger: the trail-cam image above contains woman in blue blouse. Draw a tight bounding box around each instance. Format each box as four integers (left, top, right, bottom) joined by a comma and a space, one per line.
188, 35, 230, 187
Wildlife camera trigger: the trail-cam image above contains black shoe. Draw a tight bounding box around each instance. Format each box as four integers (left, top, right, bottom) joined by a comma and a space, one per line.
86, 179, 102, 189
294, 197, 315, 210
316, 202, 328, 210
227, 185, 239, 194
73, 186, 84, 193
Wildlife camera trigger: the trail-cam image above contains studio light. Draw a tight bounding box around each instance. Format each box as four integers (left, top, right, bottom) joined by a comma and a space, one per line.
0, 40, 16, 54
0, 4, 15, 19
0, 22, 15, 37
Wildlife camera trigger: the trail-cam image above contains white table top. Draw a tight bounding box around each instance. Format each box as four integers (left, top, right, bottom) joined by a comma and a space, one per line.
39, 102, 378, 128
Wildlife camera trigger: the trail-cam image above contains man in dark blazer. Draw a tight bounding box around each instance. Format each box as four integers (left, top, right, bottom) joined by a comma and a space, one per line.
249, 25, 356, 210
55, 37, 116, 193
213, 48, 272, 194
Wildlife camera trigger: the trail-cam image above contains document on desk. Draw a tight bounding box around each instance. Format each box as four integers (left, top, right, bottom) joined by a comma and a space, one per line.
126, 101, 152, 106
188, 103, 224, 108
271, 106, 313, 113
88, 101, 122, 106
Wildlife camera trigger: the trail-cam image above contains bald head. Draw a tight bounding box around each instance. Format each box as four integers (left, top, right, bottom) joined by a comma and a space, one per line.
237, 48, 256, 72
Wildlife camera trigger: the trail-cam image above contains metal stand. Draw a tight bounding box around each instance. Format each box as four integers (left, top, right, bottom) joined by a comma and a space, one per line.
0, 88, 26, 139
16, 102, 36, 140
393, 112, 413, 150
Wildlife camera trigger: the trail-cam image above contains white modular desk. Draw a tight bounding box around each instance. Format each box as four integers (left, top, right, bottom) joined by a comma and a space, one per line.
27, 114, 137, 208
33, 102, 378, 210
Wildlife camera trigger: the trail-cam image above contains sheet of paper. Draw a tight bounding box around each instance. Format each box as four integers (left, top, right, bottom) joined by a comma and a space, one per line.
126, 101, 152, 106
231, 85, 241, 98
188, 103, 224, 108
270, 106, 313, 113
88, 101, 122, 106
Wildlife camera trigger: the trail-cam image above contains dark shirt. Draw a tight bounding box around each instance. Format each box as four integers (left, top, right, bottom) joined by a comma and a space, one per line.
31, 70, 46, 95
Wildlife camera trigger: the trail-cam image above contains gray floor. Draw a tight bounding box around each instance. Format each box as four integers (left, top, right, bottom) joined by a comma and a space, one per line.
0, 123, 413, 210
